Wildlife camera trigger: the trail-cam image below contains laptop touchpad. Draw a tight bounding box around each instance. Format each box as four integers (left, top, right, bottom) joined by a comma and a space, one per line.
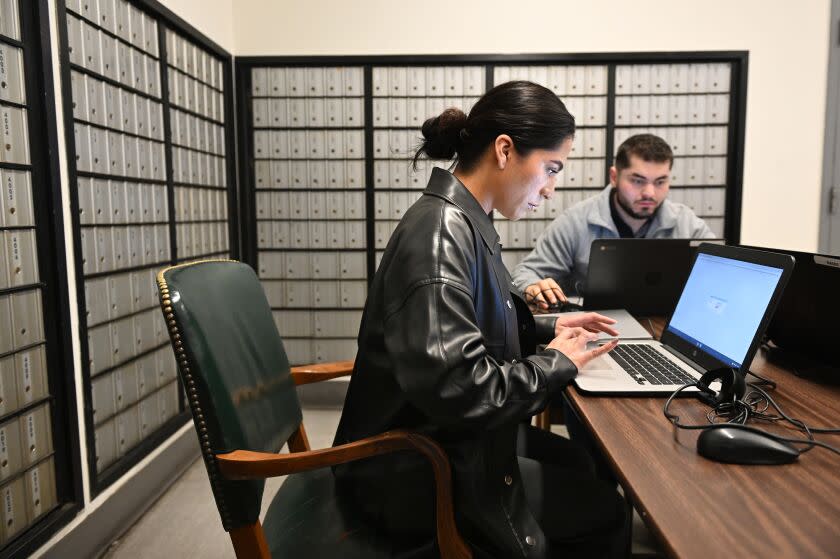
581, 351, 622, 372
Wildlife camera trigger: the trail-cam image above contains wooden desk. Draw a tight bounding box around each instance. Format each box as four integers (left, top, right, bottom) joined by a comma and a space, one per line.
565, 318, 840, 558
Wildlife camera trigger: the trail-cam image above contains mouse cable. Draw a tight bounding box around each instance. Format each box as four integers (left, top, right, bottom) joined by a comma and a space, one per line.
744, 370, 776, 390
708, 400, 754, 426
678, 416, 840, 457
747, 383, 840, 435
663, 384, 840, 457
732, 387, 810, 437
740, 385, 816, 444
707, 387, 781, 427
671, 414, 840, 457
784, 438, 840, 456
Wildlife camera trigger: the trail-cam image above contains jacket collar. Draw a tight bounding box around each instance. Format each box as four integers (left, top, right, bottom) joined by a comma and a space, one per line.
424, 167, 500, 252
587, 184, 679, 234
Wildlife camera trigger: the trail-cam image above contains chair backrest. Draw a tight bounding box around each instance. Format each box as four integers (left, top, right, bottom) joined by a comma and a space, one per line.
156, 259, 302, 532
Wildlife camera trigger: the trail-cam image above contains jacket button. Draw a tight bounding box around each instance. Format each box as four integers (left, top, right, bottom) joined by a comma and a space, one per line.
504, 475, 513, 485
525, 535, 535, 546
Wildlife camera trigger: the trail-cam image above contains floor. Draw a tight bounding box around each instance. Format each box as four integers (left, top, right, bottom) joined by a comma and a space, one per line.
101, 407, 663, 558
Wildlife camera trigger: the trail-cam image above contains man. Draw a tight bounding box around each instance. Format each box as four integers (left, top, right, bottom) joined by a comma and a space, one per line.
512, 133, 715, 312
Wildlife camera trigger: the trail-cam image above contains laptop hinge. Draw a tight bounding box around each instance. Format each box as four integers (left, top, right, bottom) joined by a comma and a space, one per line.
661, 345, 705, 374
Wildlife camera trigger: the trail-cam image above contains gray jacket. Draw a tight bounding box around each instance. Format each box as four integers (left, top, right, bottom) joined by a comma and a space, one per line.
511, 185, 715, 295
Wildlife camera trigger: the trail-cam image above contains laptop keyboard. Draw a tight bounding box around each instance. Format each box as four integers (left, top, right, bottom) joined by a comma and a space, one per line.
611, 344, 697, 385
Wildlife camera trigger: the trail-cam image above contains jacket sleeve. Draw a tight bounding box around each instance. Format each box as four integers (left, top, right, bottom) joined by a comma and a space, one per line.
533, 315, 557, 344
511, 214, 579, 294
382, 210, 576, 432
383, 280, 576, 431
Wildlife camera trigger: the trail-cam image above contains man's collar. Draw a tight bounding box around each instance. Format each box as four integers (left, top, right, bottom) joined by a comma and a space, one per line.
423, 167, 500, 252
609, 190, 637, 238
587, 185, 618, 231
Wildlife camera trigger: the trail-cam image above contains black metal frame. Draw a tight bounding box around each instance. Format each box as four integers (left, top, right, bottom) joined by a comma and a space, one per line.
0, 0, 87, 556
235, 51, 748, 280
54, 0, 238, 498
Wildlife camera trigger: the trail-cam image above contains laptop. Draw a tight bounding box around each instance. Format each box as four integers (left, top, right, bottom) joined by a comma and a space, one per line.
584, 238, 725, 315
742, 245, 839, 380
574, 243, 794, 394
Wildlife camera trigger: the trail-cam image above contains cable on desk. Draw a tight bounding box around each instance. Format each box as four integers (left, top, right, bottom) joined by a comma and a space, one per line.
664, 379, 840, 458
744, 369, 777, 390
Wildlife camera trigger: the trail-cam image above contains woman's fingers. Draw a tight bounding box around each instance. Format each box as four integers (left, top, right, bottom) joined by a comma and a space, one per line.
585, 312, 617, 326
558, 312, 620, 337
555, 326, 589, 340
558, 312, 616, 327
583, 321, 620, 337
547, 330, 608, 371
584, 340, 619, 362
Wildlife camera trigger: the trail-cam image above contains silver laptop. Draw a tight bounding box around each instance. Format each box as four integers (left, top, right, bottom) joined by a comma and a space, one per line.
574, 244, 794, 394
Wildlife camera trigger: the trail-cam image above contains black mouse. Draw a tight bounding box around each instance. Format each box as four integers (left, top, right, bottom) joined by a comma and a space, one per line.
545, 301, 584, 313
696, 426, 800, 465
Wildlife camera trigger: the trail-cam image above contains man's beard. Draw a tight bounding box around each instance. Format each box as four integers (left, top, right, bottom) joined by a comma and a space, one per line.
616, 191, 659, 220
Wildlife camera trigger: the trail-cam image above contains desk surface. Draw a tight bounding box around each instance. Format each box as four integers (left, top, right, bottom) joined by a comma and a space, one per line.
566, 318, 840, 559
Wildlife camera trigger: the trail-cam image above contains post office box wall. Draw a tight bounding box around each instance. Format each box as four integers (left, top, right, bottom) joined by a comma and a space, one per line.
245, 59, 737, 365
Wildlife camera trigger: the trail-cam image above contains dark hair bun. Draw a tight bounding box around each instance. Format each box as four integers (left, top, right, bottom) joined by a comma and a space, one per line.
418, 107, 467, 160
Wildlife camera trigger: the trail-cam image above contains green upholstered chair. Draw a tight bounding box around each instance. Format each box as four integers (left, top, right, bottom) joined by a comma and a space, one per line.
155, 259, 472, 559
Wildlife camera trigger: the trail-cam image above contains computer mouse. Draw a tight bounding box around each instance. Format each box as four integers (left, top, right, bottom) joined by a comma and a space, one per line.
696, 426, 800, 465
545, 301, 584, 313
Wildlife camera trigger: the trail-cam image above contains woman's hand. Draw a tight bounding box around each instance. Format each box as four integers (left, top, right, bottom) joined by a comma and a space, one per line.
546, 327, 618, 371
524, 278, 567, 314
554, 312, 619, 338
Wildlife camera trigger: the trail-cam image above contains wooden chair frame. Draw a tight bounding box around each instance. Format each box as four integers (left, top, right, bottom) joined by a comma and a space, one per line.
214, 360, 473, 559
157, 262, 471, 558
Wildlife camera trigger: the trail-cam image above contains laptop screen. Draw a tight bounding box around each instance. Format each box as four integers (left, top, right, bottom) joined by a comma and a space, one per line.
665, 253, 785, 368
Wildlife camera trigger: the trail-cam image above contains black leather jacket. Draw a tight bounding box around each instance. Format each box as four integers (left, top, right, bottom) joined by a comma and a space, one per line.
334, 168, 578, 558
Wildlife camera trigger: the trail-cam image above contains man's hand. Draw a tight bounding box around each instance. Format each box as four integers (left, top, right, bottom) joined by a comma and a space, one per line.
524, 278, 567, 314
546, 327, 618, 371
554, 312, 619, 338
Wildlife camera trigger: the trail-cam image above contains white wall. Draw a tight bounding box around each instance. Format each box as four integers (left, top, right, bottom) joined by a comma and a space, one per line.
232, 0, 831, 252
159, 0, 235, 52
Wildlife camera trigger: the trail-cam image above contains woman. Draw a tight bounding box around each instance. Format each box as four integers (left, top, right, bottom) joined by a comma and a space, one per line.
333, 81, 627, 558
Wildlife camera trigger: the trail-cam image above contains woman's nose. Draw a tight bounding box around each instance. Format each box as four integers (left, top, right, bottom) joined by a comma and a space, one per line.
540, 184, 554, 199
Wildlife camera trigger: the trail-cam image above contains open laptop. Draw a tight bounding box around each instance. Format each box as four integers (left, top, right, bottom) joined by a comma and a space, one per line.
584, 238, 725, 315
742, 245, 839, 381
575, 243, 794, 394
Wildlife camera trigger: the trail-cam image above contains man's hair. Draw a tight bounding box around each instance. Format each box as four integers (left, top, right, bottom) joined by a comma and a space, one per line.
614, 134, 673, 172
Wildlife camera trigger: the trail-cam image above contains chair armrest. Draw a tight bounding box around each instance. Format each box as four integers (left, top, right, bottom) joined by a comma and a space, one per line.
216, 430, 472, 559
290, 360, 354, 385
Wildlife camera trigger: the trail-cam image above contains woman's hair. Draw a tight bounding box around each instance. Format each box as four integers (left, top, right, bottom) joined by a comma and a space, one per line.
413, 80, 576, 171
